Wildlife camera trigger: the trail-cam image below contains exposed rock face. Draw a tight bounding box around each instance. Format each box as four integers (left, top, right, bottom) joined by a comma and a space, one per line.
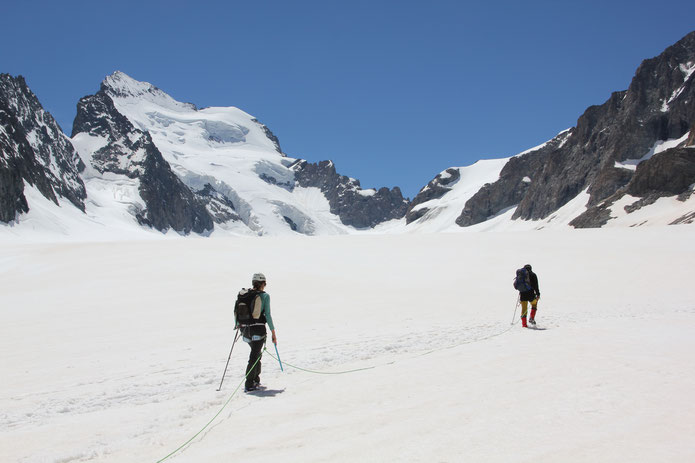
455, 31, 695, 228
0, 74, 86, 222
2, 71, 409, 234
252, 119, 283, 154
73, 83, 213, 234
196, 183, 241, 224
565, 201, 613, 228
292, 159, 409, 228
687, 122, 695, 146
570, 147, 695, 227
71, 72, 410, 234
406, 168, 460, 223
1, 108, 33, 222
72, 87, 150, 177
456, 132, 569, 227
135, 140, 214, 233
8, 28, 692, 235
627, 147, 695, 196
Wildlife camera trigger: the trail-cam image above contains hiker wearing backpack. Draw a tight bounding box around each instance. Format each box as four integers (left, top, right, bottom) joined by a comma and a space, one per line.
513, 264, 540, 327
234, 273, 277, 392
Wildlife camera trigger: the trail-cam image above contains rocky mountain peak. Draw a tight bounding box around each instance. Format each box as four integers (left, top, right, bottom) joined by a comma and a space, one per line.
0, 73, 86, 222
4, 31, 694, 236
292, 159, 409, 228
72, 78, 213, 234
449, 30, 695, 229
70, 73, 408, 235
102, 71, 197, 112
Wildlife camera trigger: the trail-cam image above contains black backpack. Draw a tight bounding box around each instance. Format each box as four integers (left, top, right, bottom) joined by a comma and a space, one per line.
513, 268, 533, 292
234, 288, 264, 326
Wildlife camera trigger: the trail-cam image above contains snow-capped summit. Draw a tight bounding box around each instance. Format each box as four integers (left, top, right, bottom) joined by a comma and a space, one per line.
65, 72, 408, 237
102, 71, 281, 155
3, 31, 695, 240
102, 71, 197, 113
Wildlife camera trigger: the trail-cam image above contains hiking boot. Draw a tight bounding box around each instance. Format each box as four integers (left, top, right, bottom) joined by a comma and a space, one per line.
521, 316, 528, 328
245, 385, 258, 392
529, 318, 536, 325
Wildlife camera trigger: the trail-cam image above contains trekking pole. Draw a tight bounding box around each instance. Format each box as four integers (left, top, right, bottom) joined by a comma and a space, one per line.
216, 329, 241, 391
511, 295, 520, 325
274, 343, 284, 372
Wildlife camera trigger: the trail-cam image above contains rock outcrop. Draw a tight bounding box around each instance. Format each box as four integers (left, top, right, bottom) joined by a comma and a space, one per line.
453, 31, 695, 228
0, 74, 86, 222
407, 168, 460, 224
73, 80, 213, 234
292, 159, 409, 228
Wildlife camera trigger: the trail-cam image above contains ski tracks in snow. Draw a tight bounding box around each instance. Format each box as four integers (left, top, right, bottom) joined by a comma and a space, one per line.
1, 319, 514, 437
269, 320, 520, 378
2, 365, 215, 430
4, 307, 692, 462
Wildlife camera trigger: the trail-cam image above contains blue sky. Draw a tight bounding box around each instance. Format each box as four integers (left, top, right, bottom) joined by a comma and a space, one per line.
3, 0, 694, 198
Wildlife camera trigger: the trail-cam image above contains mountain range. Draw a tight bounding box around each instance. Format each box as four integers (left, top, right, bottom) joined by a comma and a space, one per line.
2, 31, 694, 238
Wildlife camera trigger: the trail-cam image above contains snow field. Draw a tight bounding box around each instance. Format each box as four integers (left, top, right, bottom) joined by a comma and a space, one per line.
1, 228, 695, 462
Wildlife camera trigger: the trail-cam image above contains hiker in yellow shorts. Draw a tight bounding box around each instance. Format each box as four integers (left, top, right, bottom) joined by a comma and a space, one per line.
514, 264, 540, 327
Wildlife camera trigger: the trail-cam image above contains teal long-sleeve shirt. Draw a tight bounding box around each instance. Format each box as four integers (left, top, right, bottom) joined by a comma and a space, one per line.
259, 292, 275, 330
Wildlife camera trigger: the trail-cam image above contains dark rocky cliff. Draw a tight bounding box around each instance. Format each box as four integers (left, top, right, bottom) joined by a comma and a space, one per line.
0, 74, 86, 223
292, 159, 409, 228
6, 31, 693, 233
569, 147, 695, 227
73, 83, 213, 234
406, 168, 461, 224
455, 131, 571, 227
453, 31, 695, 228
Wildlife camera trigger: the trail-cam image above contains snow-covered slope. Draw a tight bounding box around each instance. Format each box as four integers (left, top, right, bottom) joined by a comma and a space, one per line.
418, 31, 695, 232
389, 158, 510, 233
3, 26, 695, 242
2, 229, 694, 462
68, 71, 407, 238
395, 140, 695, 234
0, 71, 409, 240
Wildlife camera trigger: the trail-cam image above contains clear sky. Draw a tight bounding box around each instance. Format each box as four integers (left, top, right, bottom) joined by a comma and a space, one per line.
3, 0, 694, 198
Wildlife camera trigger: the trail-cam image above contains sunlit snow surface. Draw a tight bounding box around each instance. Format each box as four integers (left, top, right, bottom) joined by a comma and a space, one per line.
1, 229, 694, 462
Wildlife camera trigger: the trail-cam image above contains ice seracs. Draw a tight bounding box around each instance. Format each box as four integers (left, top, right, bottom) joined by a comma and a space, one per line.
68, 71, 408, 237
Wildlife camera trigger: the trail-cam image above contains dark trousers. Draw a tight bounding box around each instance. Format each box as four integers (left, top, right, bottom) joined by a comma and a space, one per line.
245, 339, 264, 388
